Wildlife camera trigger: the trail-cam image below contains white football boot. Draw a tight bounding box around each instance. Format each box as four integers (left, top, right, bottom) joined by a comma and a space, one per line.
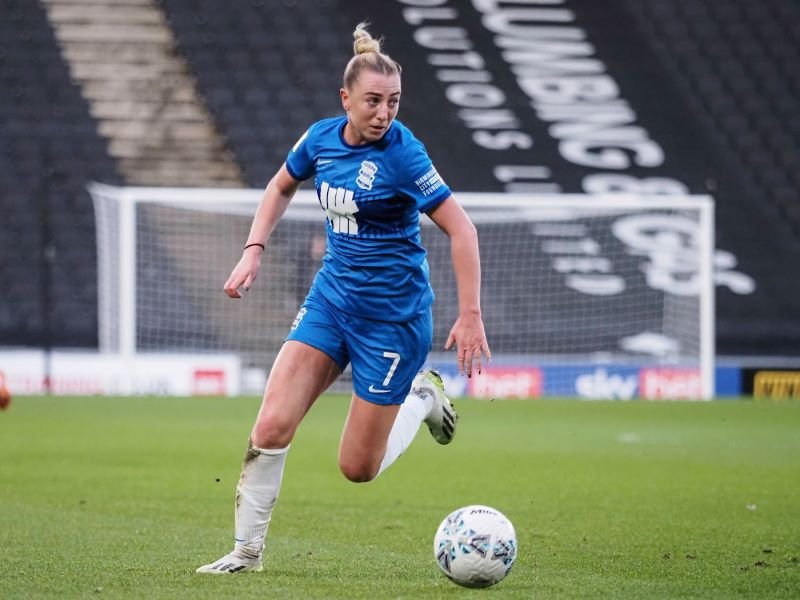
413, 370, 458, 444
196, 551, 263, 574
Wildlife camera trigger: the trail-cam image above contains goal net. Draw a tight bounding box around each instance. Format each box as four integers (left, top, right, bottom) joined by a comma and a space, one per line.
90, 184, 714, 399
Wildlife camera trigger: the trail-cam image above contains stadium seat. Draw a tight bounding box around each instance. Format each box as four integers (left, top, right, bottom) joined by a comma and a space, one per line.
0, 0, 118, 347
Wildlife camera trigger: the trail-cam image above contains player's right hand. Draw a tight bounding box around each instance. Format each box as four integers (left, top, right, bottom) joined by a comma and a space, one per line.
223, 248, 262, 298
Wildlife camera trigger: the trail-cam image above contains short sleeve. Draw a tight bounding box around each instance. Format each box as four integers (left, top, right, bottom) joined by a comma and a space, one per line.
285, 126, 315, 181
396, 139, 452, 213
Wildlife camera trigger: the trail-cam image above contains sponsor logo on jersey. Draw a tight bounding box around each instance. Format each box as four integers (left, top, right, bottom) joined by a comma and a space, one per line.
356, 160, 378, 190
415, 166, 445, 197
319, 181, 359, 235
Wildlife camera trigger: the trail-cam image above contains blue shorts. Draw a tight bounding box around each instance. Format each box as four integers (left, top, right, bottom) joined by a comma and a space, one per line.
286, 288, 432, 405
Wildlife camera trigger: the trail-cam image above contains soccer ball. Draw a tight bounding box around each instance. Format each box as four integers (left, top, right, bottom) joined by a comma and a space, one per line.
433, 505, 517, 588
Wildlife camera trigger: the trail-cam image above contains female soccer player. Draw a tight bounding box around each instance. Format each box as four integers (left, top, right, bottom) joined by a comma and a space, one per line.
197, 23, 490, 574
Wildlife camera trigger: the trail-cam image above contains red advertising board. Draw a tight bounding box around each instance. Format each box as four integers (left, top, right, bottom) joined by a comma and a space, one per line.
470, 367, 542, 399
640, 368, 702, 399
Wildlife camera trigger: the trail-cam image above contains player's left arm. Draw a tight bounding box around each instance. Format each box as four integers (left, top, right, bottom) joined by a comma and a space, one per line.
427, 196, 492, 377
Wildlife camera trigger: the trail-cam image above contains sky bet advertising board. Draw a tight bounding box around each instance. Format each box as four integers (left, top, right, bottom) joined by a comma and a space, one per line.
430, 363, 741, 400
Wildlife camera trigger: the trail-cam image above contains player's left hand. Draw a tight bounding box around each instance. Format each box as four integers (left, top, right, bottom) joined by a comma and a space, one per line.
445, 312, 491, 378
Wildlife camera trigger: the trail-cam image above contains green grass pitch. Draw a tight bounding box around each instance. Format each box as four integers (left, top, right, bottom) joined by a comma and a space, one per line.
1, 395, 799, 599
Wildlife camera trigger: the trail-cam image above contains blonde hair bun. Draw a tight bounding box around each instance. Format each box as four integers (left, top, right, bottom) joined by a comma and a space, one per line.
353, 22, 381, 55
343, 22, 401, 89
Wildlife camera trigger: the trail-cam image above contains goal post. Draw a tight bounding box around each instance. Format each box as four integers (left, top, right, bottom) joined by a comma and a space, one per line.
89, 183, 715, 399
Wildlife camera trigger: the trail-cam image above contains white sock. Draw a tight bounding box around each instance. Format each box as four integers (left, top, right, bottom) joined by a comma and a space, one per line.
233, 441, 289, 559
377, 390, 433, 476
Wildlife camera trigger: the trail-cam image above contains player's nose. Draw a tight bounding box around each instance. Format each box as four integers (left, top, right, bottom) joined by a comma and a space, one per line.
376, 104, 389, 121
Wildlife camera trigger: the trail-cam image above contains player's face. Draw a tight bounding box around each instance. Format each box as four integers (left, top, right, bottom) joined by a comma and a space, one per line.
341, 70, 401, 145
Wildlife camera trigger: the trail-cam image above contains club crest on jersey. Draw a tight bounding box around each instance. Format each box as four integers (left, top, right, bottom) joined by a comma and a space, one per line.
356, 160, 378, 190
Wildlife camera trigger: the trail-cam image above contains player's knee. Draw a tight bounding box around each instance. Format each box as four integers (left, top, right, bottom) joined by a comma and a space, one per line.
251, 417, 294, 449
338, 458, 378, 483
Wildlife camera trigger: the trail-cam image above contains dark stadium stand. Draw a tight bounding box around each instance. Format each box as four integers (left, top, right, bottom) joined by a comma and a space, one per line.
624, 0, 800, 232
0, 0, 120, 347
619, 0, 800, 353
650, 1, 796, 185
0, 0, 798, 356
159, 0, 800, 355
160, 0, 353, 186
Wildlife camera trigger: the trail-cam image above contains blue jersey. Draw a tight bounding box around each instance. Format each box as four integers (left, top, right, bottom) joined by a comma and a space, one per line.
285, 116, 451, 322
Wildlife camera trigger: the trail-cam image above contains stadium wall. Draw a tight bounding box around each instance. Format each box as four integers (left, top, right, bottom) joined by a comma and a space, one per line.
0, 350, 754, 399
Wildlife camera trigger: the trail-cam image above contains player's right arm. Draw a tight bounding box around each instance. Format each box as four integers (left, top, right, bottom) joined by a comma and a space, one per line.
223, 164, 303, 299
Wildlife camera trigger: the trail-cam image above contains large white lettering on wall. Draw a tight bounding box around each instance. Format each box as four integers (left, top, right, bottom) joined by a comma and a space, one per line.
397, 0, 755, 295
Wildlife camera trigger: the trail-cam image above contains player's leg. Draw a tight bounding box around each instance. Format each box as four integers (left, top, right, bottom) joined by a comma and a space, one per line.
337, 372, 457, 482
198, 295, 347, 574
338, 395, 401, 482
236, 340, 340, 552
414, 369, 458, 446
337, 309, 456, 482
250, 340, 342, 450
197, 341, 341, 574
370, 370, 457, 476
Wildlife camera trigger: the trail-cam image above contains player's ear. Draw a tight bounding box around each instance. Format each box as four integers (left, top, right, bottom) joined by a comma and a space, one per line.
340, 88, 349, 112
